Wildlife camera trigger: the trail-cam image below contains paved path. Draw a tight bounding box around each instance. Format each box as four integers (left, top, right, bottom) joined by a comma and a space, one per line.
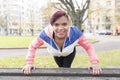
0, 35, 120, 58
93, 35, 120, 52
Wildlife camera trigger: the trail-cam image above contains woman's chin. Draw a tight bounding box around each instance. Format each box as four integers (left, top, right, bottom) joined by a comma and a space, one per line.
57, 35, 66, 39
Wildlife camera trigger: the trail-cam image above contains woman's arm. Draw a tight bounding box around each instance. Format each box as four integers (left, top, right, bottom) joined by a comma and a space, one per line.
77, 35, 99, 64
26, 37, 44, 64
78, 35, 102, 75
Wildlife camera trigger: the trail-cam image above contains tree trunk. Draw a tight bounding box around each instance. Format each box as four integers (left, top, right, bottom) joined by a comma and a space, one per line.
58, 0, 90, 30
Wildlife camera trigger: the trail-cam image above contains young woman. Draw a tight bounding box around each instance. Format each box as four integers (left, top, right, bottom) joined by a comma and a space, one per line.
22, 10, 102, 75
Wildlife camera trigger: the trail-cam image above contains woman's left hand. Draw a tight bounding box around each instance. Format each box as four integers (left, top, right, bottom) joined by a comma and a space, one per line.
88, 63, 102, 75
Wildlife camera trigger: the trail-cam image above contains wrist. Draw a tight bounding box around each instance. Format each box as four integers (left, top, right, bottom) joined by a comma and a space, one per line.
91, 60, 99, 64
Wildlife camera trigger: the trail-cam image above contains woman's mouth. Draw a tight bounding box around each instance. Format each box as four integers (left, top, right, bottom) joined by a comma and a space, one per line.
57, 31, 66, 35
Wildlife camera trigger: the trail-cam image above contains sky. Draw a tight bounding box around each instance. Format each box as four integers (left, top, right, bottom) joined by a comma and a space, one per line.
34, 0, 48, 8
34, 0, 83, 8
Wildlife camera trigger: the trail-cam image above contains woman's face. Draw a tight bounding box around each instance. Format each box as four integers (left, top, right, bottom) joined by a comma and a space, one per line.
52, 16, 70, 39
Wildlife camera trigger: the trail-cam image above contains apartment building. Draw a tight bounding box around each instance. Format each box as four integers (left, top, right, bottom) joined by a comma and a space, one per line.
0, 0, 30, 35
0, 0, 41, 36
115, 0, 120, 25
0, 0, 5, 35
88, 0, 120, 34
115, 0, 120, 14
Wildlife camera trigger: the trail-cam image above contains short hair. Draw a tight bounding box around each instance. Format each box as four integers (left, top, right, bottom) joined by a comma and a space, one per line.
50, 10, 69, 25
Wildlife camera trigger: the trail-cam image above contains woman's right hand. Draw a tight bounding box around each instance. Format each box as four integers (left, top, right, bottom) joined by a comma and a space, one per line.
22, 64, 35, 75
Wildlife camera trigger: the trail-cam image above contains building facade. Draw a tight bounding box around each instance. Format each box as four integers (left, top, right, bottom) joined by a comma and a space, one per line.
0, 0, 41, 36
88, 0, 120, 34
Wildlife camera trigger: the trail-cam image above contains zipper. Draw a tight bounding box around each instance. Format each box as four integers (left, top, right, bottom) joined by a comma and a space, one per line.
53, 38, 66, 52
61, 38, 66, 52
53, 39, 61, 52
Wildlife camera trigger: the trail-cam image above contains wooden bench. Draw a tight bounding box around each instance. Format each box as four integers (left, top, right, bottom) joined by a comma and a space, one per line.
0, 68, 120, 80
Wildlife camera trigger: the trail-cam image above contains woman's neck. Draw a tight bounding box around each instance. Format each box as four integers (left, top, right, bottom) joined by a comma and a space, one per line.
54, 36, 65, 52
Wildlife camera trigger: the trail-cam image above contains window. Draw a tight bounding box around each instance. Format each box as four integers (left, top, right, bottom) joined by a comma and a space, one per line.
106, 1, 112, 9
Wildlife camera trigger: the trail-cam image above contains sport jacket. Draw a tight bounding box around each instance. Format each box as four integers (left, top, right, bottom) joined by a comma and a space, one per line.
26, 25, 99, 64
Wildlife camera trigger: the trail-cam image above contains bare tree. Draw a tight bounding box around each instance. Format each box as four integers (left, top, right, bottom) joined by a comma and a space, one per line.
115, 14, 120, 24
0, 16, 6, 28
0, 16, 8, 35
57, 0, 91, 30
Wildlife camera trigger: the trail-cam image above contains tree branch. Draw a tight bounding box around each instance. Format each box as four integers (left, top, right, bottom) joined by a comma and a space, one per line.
81, 15, 88, 24
75, 0, 81, 10
82, 0, 90, 10
65, 0, 77, 19
58, 0, 91, 29
58, 0, 71, 12
66, 0, 75, 13
80, 0, 90, 18
54, 3, 67, 11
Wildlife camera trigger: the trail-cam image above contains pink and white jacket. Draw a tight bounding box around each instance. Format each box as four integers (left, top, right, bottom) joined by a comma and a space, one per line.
26, 25, 99, 64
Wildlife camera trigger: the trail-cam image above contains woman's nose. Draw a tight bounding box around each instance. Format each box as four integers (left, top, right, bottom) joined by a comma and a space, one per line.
58, 25, 64, 29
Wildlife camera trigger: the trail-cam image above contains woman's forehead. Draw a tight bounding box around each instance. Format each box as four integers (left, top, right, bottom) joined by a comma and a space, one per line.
54, 16, 69, 23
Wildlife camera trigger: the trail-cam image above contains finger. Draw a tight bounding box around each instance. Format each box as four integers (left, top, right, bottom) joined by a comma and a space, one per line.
23, 67, 31, 75
99, 68, 102, 74
33, 65, 36, 70
97, 68, 102, 75
23, 68, 28, 74
28, 66, 32, 74
21, 68, 25, 72
92, 67, 98, 75
93, 68, 101, 75
24, 69, 31, 75
95, 68, 102, 75
22, 67, 28, 74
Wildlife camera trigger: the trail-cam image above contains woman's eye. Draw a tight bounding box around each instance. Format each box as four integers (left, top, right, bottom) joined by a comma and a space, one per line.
62, 23, 67, 26
54, 23, 59, 26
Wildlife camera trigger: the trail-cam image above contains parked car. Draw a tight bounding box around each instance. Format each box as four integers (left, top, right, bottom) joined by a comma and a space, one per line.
98, 30, 112, 35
